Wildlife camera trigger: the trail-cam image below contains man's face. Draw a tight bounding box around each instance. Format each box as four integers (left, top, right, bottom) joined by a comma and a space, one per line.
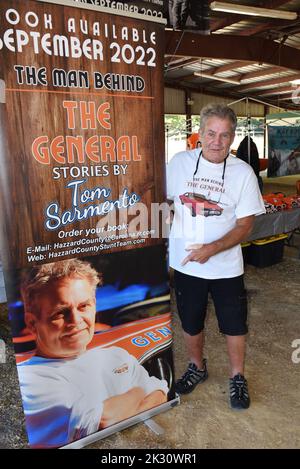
26, 277, 96, 359
199, 117, 235, 163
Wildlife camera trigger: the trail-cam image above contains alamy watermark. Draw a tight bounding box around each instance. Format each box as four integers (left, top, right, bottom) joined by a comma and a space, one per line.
291, 339, 300, 364
91, 201, 206, 242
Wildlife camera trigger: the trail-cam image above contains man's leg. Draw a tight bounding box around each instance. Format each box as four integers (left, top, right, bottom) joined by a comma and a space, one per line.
174, 270, 209, 394
227, 334, 250, 410
226, 334, 246, 378
210, 275, 248, 363
175, 329, 208, 394
183, 330, 205, 370
211, 276, 250, 409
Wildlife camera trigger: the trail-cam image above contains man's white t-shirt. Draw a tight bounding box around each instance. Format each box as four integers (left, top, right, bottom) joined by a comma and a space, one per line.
167, 149, 265, 279
17, 347, 168, 448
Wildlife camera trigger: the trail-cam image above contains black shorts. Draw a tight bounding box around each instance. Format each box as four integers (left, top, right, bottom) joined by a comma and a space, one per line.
174, 270, 248, 336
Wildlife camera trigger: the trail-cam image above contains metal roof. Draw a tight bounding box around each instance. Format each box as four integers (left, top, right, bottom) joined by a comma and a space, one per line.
164, 0, 300, 110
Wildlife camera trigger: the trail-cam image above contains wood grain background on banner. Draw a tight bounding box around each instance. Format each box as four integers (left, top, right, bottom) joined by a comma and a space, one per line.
0, 0, 165, 271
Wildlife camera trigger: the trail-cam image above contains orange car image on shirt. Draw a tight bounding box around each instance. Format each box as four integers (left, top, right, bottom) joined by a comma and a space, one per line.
179, 192, 223, 217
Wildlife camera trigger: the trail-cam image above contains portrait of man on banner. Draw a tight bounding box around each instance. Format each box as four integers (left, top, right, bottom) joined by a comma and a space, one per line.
15, 258, 170, 448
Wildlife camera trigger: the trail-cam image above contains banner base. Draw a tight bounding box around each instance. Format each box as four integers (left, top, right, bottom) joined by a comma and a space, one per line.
144, 418, 165, 436
61, 396, 180, 449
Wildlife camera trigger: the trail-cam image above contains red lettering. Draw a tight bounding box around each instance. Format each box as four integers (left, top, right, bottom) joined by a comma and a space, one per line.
32, 136, 50, 164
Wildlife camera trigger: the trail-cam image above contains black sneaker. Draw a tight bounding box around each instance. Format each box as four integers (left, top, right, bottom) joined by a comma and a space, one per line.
175, 360, 208, 395
229, 373, 250, 410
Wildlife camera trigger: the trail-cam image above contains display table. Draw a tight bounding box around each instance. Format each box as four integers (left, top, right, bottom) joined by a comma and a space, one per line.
248, 208, 300, 241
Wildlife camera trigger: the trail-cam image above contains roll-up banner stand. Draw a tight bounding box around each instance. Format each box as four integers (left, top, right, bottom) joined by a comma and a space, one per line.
0, 0, 179, 449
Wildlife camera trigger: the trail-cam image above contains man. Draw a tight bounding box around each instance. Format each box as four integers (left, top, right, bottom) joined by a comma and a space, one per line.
167, 104, 265, 409
17, 259, 168, 448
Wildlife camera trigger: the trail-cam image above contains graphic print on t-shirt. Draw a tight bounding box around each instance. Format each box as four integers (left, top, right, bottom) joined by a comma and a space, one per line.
167, 150, 266, 278
180, 175, 226, 217
179, 192, 223, 217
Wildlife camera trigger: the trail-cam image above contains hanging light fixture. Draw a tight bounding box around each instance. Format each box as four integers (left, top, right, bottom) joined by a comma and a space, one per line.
194, 72, 240, 84
210, 2, 297, 20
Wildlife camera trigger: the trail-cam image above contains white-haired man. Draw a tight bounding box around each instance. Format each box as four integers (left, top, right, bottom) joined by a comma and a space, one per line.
167, 103, 265, 409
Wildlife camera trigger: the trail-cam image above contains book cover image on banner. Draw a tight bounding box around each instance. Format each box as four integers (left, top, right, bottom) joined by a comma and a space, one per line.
0, 0, 177, 449
268, 126, 300, 177
11, 248, 174, 449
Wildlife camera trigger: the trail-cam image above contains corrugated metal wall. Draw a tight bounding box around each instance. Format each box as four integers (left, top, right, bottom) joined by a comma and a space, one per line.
164, 88, 186, 114
267, 107, 286, 115
164, 87, 267, 117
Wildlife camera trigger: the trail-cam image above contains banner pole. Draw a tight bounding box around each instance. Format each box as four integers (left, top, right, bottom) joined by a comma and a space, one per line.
61, 397, 180, 449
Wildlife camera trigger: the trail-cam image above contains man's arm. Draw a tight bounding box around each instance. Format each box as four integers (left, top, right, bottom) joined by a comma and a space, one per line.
137, 389, 167, 413
99, 387, 167, 429
182, 215, 254, 266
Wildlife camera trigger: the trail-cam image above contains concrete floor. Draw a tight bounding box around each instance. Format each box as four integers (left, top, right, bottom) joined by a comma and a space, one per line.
1, 245, 300, 449
89, 251, 300, 450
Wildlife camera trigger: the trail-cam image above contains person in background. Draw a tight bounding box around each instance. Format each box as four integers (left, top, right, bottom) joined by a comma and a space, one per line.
187, 132, 201, 150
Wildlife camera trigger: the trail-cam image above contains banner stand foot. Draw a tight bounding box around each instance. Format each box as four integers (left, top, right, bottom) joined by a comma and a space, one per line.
62, 398, 179, 448
144, 418, 165, 436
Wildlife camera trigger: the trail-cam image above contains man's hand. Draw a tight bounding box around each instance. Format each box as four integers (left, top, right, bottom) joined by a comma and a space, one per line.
99, 387, 167, 429
181, 243, 215, 266
181, 215, 254, 266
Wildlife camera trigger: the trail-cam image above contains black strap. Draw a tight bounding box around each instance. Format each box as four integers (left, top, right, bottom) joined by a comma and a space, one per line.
221, 156, 227, 183
193, 149, 202, 177
193, 149, 229, 183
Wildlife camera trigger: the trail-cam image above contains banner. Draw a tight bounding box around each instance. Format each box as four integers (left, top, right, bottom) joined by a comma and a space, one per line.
72, 0, 166, 20
73, 1, 211, 34
0, 0, 177, 449
268, 126, 300, 177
